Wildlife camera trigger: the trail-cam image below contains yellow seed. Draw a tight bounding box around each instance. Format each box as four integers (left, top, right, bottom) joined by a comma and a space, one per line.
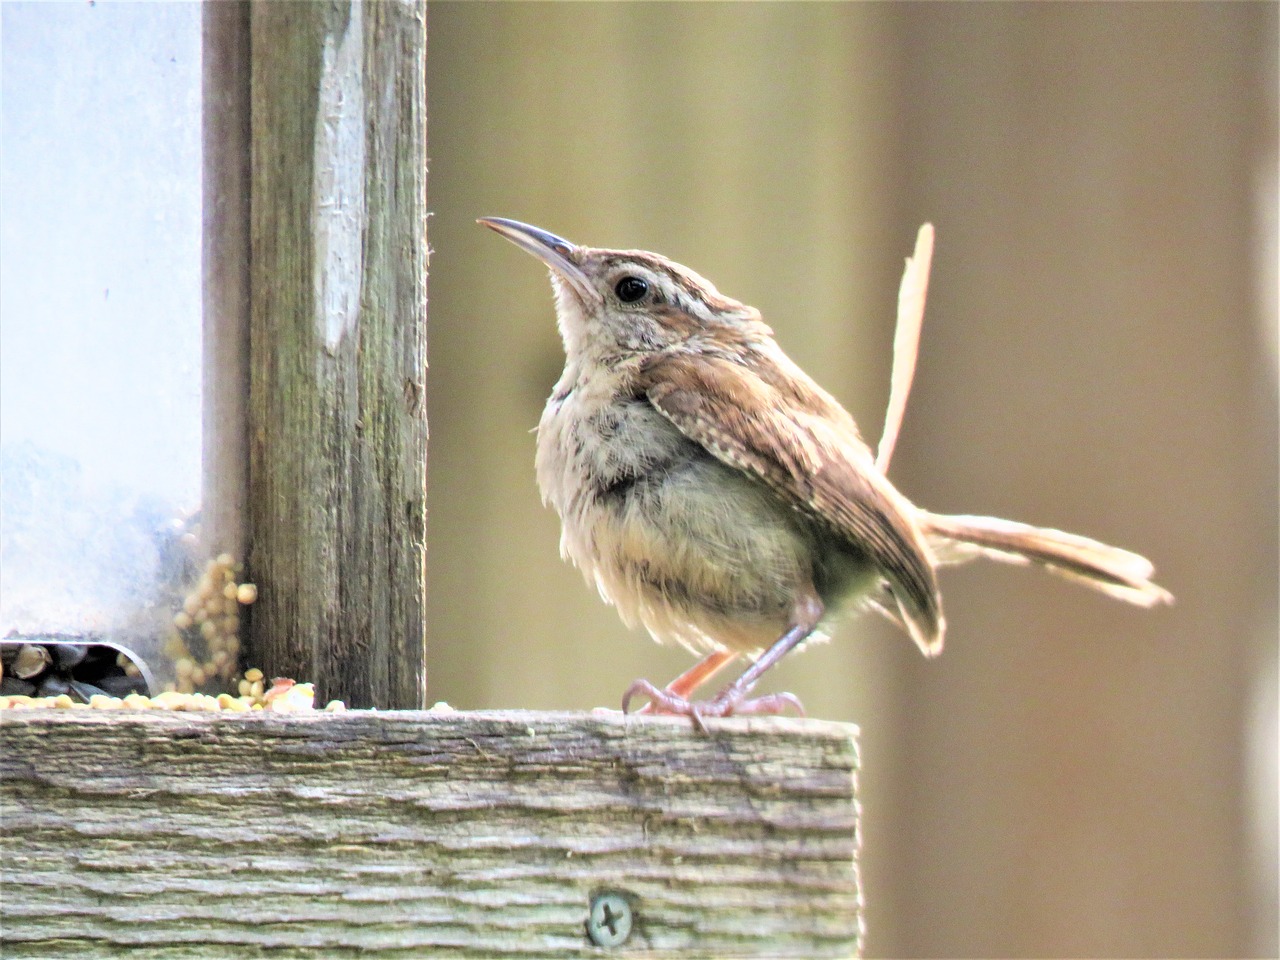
89, 694, 122, 709
53, 694, 75, 709
216, 552, 235, 569
204, 597, 223, 617
175, 657, 194, 678
200, 619, 218, 641
173, 611, 194, 631
183, 595, 201, 616
238, 679, 251, 697
123, 693, 151, 709
223, 582, 238, 600
222, 615, 240, 634
224, 636, 240, 656
236, 583, 258, 605
244, 667, 264, 683
193, 608, 208, 625
177, 678, 194, 694
190, 666, 207, 687
249, 679, 264, 698
124, 662, 142, 678
196, 574, 215, 600
218, 693, 251, 713
324, 700, 347, 712
152, 690, 187, 709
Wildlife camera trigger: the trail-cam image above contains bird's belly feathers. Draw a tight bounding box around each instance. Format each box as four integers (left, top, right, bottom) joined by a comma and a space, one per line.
536, 386, 875, 655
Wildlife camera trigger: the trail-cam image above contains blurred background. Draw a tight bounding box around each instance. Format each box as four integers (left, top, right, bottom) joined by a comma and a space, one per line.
425, 5, 1277, 958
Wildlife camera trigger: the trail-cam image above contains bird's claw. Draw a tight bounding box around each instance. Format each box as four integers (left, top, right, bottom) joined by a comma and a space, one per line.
622, 678, 805, 732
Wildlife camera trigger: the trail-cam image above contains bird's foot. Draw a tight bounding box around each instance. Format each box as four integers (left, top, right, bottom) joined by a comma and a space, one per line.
622, 678, 804, 731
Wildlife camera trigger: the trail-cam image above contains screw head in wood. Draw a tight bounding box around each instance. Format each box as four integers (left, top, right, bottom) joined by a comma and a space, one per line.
587, 891, 633, 948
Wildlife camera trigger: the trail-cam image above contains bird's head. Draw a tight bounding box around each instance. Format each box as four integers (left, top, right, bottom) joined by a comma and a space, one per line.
478, 217, 769, 363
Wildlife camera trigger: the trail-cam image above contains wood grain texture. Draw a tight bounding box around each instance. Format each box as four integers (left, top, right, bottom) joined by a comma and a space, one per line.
0, 710, 861, 958
247, 0, 428, 709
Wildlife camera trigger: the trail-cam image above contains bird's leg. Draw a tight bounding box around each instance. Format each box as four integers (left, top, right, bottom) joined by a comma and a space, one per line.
634, 649, 737, 715
623, 594, 823, 725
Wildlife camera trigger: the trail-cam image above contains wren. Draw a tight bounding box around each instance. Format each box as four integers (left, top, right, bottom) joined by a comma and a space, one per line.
479, 217, 1171, 725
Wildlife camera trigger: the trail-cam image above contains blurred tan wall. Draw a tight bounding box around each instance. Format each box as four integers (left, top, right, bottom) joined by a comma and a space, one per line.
425, 4, 1277, 957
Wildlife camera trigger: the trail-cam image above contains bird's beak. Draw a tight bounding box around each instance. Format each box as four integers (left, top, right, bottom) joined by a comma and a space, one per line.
477, 217, 598, 305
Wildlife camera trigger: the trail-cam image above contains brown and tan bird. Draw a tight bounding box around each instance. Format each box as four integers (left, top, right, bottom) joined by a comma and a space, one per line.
479, 217, 1171, 725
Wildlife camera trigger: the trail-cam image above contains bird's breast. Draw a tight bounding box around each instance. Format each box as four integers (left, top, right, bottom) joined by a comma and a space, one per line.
536, 379, 699, 525
534, 377, 847, 654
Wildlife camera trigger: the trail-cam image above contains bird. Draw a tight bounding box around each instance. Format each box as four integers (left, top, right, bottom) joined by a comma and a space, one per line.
478, 216, 1171, 725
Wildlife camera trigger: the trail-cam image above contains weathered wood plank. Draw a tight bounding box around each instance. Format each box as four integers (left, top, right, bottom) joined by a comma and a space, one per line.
247, 0, 428, 709
0, 710, 861, 958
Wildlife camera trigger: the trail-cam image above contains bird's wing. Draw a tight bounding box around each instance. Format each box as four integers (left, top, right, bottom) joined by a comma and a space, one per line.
639, 350, 944, 655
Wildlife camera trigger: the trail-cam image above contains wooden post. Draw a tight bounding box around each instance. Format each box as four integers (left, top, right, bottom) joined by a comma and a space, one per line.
0, 711, 862, 958
245, 1, 428, 708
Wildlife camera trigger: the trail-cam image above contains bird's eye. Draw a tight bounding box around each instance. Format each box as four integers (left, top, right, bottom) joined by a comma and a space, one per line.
614, 276, 649, 303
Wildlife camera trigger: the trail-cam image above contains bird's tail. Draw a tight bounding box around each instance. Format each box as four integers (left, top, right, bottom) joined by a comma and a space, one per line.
920, 512, 1173, 608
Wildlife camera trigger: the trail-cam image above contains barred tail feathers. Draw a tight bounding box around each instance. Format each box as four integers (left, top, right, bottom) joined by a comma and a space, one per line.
920, 512, 1173, 608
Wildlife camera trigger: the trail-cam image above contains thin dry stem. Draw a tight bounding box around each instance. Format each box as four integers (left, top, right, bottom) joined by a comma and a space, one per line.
877, 223, 935, 473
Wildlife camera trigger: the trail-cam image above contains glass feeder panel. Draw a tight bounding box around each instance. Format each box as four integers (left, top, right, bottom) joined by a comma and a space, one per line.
0, 2, 229, 697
